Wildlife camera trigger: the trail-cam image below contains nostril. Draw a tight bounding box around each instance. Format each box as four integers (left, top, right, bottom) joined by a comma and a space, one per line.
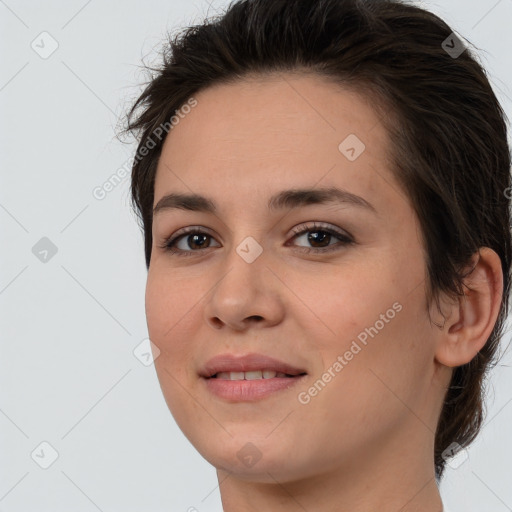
210, 318, 223, 329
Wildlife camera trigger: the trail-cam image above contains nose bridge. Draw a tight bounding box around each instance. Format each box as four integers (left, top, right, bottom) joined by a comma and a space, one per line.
217, 232, 267, 295
218, 207, 268, 267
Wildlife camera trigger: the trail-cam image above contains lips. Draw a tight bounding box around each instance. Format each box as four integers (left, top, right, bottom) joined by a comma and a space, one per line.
200, 353, 308, 402
199, 353, 307, 379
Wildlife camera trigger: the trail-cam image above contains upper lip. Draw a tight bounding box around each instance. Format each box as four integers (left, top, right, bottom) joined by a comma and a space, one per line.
199, 353, 307, 378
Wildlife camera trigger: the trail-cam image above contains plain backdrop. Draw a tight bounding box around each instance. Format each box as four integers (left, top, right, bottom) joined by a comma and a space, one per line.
1, 0, 511, 511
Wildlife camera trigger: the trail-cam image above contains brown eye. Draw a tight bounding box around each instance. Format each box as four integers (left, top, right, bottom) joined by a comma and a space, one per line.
289, 222, 354, 254
159, 227, 221, 257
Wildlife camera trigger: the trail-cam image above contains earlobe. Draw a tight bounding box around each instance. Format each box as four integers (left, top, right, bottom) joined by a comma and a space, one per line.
434, 247, 504, 368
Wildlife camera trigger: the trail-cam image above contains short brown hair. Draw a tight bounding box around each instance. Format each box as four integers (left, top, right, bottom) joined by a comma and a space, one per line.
124, 0, 512, 480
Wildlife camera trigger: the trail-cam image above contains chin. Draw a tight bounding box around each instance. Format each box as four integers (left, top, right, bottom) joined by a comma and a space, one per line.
196, 434, 310, 482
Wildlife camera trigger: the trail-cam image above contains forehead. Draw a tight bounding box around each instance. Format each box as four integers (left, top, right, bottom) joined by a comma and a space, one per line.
154, 72, 399, 213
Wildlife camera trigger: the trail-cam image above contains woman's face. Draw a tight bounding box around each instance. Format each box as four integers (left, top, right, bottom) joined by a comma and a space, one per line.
146, 73, 449, 482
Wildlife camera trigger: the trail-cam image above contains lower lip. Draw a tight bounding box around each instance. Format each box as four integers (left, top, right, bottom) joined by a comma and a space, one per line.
203, 375, 307, 402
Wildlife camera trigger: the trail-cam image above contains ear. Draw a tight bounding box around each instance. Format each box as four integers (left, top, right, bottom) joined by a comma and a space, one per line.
434, 247, 504, 368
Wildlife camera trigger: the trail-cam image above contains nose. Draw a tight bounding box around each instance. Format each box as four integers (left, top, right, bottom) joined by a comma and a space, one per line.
203, 248, 285, 332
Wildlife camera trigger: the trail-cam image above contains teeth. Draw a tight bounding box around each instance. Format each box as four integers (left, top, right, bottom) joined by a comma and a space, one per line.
245, 370, 263, 380
214, 370, 291, 380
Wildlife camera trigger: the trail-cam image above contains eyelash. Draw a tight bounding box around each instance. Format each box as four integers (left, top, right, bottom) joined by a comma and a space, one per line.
158, 222, 354, 257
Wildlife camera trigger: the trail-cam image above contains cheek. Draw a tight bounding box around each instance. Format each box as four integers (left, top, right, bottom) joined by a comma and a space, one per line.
289, 260, 401, 354
294, 262, 431, 412
303, 287, 432, 441
146, 267, 192, 337
145, 271, 205, 425
145, 269, 201, 373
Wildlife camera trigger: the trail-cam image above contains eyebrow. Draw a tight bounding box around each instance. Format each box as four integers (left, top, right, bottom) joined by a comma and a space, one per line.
152, 186, 377, 216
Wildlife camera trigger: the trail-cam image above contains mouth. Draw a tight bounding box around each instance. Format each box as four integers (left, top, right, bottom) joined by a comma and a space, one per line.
200, 353, 308, 402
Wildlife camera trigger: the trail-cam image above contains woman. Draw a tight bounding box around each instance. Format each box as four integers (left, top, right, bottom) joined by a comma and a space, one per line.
125, 0, 511, 510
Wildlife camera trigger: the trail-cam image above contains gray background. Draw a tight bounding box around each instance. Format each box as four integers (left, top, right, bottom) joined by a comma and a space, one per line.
1, 0, 511, 510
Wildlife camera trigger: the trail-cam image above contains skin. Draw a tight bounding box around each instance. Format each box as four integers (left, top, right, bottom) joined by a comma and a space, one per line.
145, 72, 503, 512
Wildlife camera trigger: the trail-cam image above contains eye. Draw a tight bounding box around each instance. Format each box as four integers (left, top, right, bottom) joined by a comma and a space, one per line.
158, 222, 354, 257
287, 222, 354, 254
158, 226, 220, 257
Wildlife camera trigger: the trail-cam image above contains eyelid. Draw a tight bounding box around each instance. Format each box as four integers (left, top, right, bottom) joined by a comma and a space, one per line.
288, 221, 353, 240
